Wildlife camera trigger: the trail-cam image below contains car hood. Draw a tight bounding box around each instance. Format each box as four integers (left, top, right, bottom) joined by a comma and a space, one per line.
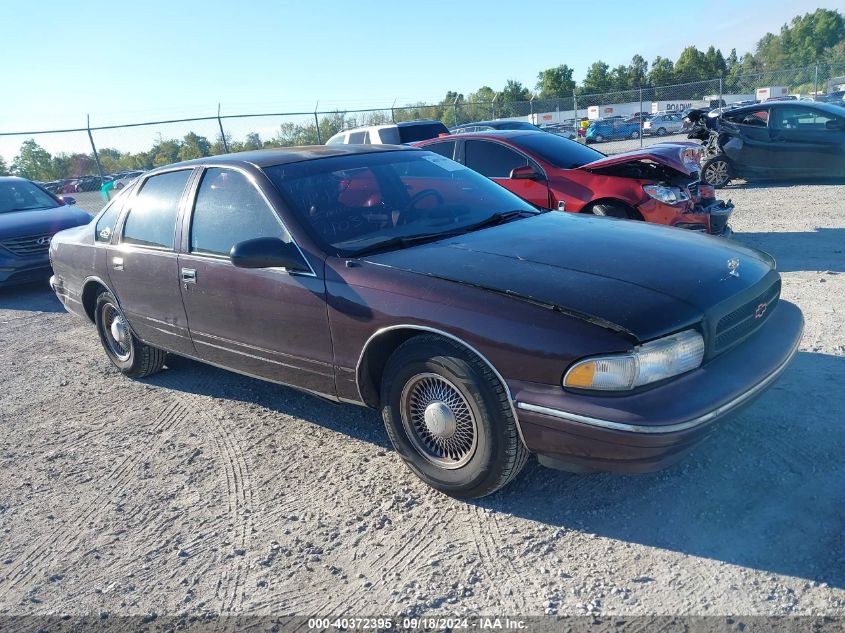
0, 205, 92, 240
365, 212, 775, 341
578, 142, 703, 176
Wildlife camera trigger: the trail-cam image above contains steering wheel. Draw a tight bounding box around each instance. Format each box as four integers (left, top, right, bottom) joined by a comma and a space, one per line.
395, 189, 445, 226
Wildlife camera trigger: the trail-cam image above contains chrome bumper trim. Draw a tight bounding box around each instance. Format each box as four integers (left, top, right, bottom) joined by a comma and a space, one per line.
516, 335, 800, 435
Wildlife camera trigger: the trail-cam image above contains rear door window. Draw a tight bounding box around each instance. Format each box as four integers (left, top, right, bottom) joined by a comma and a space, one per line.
422, 140, 457, 160
464, 140, 529, 178
190, 168, 290, 257
122, 170, 192, 249
771, 107, 840, 130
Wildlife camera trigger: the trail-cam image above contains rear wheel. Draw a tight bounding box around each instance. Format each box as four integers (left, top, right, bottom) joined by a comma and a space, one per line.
701, 155, 732, 188
95, 291, 166, 378
593, 134, 605, 142
656, 127, 667, 136
380, 335, 528, 498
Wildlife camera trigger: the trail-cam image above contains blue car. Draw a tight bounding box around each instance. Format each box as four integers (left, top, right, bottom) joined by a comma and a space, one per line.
585, 118, 641, 143
0, 177, 91, 287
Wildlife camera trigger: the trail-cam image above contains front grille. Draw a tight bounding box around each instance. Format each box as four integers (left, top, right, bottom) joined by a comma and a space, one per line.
1, 234, 52, 257
714, 279, 781, 353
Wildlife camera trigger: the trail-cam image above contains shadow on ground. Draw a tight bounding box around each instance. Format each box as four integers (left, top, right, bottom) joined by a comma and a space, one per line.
149, 345, 844, 589
734, 228, 845, 272
0, 282, 65, 313
478, 351, 845, 589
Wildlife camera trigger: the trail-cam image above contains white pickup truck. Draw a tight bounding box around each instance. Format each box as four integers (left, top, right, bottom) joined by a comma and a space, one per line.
326, 119, 449, 145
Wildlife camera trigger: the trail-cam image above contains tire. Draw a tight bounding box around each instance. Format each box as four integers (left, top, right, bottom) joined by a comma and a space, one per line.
115, 182, 124, 190
593, 134, 604, 142
94, 290, 166, 378
586, 202, 632, 219
630, 130, 640, 139
701, 155, 732, 188
380, 335, 528, 498
656, 127, 667, 136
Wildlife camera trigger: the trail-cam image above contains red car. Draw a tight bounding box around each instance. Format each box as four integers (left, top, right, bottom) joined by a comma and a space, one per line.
416, 131, 733, 235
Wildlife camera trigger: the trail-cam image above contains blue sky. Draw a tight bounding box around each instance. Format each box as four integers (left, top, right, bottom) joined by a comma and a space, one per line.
1, 0, 840, 160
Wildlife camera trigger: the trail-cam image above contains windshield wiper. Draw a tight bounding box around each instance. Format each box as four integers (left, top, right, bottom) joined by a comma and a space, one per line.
461, 209, 542, 232
352, 209, 542, 257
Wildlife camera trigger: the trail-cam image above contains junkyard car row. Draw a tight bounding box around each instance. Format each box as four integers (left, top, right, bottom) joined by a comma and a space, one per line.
44, 143, 805, 497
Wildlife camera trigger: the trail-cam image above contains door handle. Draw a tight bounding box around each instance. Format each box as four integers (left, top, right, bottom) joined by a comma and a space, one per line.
181, 268, 197, 284
112, 257, 124, 271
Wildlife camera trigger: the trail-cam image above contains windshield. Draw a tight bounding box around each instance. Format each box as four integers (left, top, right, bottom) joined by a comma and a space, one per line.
264, 150, 538, 256
0, 180, 62, 213
515, 133, 605, 168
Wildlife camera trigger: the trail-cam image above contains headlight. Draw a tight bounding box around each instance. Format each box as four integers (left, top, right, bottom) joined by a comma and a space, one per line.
563, 330, 705, 392
643, 184, 690, 204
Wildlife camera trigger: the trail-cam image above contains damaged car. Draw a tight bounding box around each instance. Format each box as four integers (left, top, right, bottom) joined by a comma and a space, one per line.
686, 101, 845, 187
417, 130, 733, 235
48, 146, 802, 498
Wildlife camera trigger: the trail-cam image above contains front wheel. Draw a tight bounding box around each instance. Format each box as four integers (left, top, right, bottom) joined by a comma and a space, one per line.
380, 335, 528, 498
656, 127, 667, 136
95, 291, 166, 378
630, 130, 640, 139
586, 202, 632, 219
701, 155, 732, 188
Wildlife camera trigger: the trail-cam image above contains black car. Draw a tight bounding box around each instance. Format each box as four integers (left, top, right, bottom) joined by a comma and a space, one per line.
698, 101, 845, 187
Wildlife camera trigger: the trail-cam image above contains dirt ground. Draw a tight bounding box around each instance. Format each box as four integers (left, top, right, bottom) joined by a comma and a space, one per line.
0, 181, 843, 619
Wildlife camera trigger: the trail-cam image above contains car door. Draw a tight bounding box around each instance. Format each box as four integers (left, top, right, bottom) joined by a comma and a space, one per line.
722, 108, 776, 176
108, 168, 196, 355
177, 166, 335, 397
463, 139, 551, 208
769, 106, 845, 177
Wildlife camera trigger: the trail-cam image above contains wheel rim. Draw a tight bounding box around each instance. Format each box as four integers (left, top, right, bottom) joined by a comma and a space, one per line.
102, 302, 131, 361
595, 135, 603, 142
704, 160, 729, 186
400, 373, 478, 469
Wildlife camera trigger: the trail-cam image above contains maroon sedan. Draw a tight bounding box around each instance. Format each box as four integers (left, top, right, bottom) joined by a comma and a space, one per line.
416, 131, 733, 235
49, 146, 802, 498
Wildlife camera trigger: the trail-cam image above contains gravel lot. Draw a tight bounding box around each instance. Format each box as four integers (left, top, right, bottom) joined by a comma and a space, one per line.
0, 181, 843, 619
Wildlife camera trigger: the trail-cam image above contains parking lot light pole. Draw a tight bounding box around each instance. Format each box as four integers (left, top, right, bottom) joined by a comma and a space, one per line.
86, 115, 104, 180
314, 101, 321, 144
391, 99, 396, 124
453, 95, 459, 127
217, 104, 229, 153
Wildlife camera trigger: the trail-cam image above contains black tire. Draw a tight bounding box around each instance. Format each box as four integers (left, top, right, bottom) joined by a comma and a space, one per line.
380, 335, 528, 498
593, 134, 604, 142
586, 202, 632, 219
94, 290, 166, 378
701, 155, 732, 188
630, 129, 640, 139
656, 127, 667, 136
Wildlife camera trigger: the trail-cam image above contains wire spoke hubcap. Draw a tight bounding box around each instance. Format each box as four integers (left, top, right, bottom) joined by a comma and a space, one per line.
400, 373, 478, 469
103, 304, 131, 361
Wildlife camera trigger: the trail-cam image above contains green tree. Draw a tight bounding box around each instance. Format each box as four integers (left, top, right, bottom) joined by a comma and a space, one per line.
438, 91, 465, 126
703, 46, 727, 77
0, 155, 9, 176
609, 64, 631, 91
628, 55, 648, 87
648, 56, 675, 86
11, 139, 54, 181
535, 65, 576, 98
149, 137, 182, 167
177, 132, 211, 161
674, 46, 709, 82
581, 61, 612, 93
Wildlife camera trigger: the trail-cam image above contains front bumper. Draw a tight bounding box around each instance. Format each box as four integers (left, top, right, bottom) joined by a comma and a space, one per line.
0, 251, 51, 287
512, 300, 803, 473
638, 196, 734, 236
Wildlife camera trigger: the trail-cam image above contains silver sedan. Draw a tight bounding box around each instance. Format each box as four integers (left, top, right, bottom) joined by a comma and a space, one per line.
642, 113, 684, 136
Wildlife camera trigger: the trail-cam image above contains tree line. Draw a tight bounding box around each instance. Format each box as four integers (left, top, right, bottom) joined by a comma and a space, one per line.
2, 8, 843, 182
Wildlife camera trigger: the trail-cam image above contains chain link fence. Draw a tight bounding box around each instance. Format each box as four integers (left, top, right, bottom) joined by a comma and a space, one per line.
2, 61, 844, 200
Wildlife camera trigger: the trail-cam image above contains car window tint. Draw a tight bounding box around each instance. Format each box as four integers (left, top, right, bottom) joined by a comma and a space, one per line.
95, 197, 124, 242
122, 170, 191, 248
771, 107, 839, 130
348, 131, 366, 144
732, 110, 769, 127
464, 140, 529, 178
423, 140, 457, 159
190, 168, 289, 256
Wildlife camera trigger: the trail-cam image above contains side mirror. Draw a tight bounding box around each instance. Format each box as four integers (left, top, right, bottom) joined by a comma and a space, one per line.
60, 196, 76, 205
510, 165, 543, 180
230, 237, 310, 272
825, 120, 843, 131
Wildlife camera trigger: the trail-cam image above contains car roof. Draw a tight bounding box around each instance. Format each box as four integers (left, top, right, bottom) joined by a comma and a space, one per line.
147, 145, 417, 172
0, 176, 31, 183
726, 101, 845, 115
420, 130, 542, 142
